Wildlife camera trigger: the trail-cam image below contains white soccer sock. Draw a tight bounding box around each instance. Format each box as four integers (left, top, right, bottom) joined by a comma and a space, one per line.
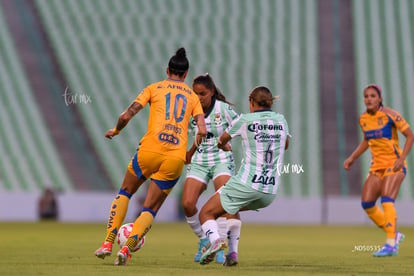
217, 217, 227, 240
227, 219, 241, 254
201, 219, 220, 243
185, 211, 205, 239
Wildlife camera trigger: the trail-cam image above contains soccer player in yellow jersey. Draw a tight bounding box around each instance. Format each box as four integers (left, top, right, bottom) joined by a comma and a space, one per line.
94, 47, 206, 266
344, 84, 414, 257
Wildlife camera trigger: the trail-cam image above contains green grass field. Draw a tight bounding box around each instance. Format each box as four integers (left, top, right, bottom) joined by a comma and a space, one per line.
0, 222, 413, 275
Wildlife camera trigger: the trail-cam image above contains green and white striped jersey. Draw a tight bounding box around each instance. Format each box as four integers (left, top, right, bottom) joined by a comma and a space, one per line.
190, 99, 239, 166
227, 110, 289, 194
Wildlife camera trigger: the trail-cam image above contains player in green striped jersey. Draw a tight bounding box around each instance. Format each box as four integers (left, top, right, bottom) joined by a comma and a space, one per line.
198, 86, 290, 265
181, 73, 241, 265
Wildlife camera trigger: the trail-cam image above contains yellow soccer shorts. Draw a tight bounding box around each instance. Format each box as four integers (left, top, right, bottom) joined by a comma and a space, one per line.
369, 165, 407, 180
128, 150, 184, 194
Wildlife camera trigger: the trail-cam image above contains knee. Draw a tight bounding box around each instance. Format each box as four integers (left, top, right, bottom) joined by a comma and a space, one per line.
181, 197, 196, 215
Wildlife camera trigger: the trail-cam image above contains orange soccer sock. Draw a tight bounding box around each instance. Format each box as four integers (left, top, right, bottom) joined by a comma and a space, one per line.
104, 190, 131, 243
382, 200, 397, 246
364, 205, 386, 230
126, 209, 155, 250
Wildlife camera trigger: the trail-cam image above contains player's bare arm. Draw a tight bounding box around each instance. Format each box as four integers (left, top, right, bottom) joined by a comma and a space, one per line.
194, 114, 207, 137
344, 138, 369, 170
393, 127, 414, 171
185, 143, 197, 164
217, 132, 232, 151
186, 115, 207, 163
105, 102, 143, 139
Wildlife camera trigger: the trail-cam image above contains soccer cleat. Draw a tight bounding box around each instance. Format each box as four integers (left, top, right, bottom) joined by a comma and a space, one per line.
199, 238, 227, 265
114, 246, 131, 265
194, 237, 210, 262
372, 244, 397, 257
223, 252, 238, 266
215, 250, 225, 264
395, 231, 405, 249
94, 241, 112, 259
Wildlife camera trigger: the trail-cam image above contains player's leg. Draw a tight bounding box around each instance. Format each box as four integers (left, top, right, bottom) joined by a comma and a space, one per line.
115, 154, 184, 265
199, 177, 245, 265
372, 171, 405, 257
199, 179, 275, 265
182, 177, 206, 225
361, 173, 384, 229
126, 180, 169, 248
223, 214, 241, 266
181, 173, 209, 262
213, 173, 237, 264
115, 180, 168, 265
198, 190, 227, 265
95, 152, 146, 259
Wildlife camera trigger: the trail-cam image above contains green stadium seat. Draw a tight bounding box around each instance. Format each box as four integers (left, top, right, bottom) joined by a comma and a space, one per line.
0, 6, 73, 192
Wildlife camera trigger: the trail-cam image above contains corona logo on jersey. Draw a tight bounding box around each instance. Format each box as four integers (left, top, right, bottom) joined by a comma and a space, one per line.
247, 123, 283, 133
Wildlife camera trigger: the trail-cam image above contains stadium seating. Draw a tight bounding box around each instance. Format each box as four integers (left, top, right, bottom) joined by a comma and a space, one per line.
0, 6, 73, 192
34, 0, 322, 196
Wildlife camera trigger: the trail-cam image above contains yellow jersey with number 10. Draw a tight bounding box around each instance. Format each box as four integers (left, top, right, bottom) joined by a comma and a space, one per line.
359, 107, 409, 171
134, 78, 204, 161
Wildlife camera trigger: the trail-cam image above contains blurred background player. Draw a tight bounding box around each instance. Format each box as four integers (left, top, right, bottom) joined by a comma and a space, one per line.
344, 84, 414, 257
181, 73, 241, 265
94, 47, 206, 265
198, 86, 290, 265
38, 187, 58, 220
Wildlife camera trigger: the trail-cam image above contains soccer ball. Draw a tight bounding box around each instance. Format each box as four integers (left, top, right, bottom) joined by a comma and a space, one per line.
117, 223, 145, 252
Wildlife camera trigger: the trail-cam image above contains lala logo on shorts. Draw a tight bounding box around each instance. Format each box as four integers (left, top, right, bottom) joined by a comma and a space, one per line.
252, 174, 275, 185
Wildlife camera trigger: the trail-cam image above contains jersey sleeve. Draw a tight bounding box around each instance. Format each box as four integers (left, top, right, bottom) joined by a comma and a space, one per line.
224, 104, 239, 123
191, 95, 204, 118
226, 114, 244, 138
281, 115, 291, 137
385, 108, 410, 133
134, 85, 152, 107
358, 114, 367, 139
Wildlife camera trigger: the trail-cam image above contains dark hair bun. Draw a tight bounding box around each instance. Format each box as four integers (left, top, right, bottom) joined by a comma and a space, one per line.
168, 47, 189, 74
175, 47, 187, 58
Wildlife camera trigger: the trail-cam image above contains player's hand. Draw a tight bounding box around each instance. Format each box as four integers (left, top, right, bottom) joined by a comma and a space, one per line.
393, 158, 404, 172
221, 143, 232, 152
105, 128, 119, 139
343, 157, 354, 170
185, 151, 193, 165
